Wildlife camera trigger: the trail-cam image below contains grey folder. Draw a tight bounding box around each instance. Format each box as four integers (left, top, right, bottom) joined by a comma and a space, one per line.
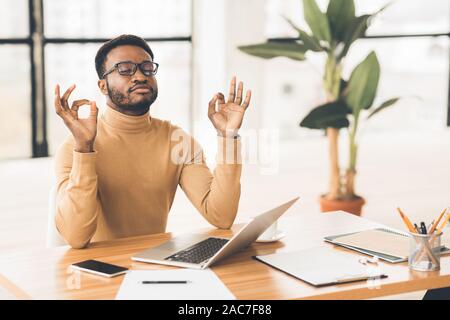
324, 228, 450, 263
254, 246, 387, 287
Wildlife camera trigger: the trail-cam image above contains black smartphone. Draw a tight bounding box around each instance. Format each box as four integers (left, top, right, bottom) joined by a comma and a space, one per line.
71, 259, 128, 278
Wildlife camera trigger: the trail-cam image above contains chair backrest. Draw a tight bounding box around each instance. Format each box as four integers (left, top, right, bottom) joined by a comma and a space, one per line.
46, 186, 67, 247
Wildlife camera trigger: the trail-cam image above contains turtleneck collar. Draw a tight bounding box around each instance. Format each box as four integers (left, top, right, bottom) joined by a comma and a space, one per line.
101, 106, 152, 133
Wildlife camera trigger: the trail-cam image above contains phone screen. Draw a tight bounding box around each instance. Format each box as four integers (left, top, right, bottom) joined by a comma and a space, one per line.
71, 260, 128, 277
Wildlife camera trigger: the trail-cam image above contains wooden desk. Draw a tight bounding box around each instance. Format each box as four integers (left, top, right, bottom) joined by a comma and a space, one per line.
1, 211, 449, 300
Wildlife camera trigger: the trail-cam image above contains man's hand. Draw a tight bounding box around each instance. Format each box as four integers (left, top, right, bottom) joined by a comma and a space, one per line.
208, 76, 252, 138
54, 84, 98, 153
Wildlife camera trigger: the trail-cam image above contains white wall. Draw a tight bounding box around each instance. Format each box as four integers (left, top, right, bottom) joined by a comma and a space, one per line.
191, 0, 266, 160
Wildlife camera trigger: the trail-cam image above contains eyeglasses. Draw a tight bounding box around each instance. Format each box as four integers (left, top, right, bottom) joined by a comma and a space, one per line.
102, 60, 159, 79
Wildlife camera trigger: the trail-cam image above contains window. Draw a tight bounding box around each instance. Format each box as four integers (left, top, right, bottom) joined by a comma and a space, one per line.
0, 0, 192, 160
263, 0, 450, 140
0, 0, 31, 159
43, 0, 191, 38
345, 36, 449, 132
265, 0, 449, 37
0, 0, 28, 38
0, 45, 31, 158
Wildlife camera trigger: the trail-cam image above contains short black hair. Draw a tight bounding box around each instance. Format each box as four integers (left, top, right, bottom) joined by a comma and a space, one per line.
95, 34, 154, 79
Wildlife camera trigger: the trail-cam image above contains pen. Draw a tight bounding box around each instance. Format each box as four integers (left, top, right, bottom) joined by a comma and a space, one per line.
142, 281, 190, 284
335, 274, 387, 284
415, 214, 449, 263
414, 223, 420, 234
420, 222, 427, 235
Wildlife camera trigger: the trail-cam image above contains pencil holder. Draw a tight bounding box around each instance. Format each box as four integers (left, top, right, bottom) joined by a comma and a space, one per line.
408, 232, 442, 272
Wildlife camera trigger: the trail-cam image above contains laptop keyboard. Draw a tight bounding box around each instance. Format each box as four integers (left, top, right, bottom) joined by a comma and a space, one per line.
164, 237, 229, 264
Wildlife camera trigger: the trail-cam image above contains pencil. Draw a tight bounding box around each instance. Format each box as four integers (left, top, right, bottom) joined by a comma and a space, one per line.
436, 213, 450, 234
429, 208, 447, 234
396, 207, 416, 233
415, 212, 449, 263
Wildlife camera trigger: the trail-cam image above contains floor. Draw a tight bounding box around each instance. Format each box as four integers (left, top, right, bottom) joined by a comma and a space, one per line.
1, 130, 449, 299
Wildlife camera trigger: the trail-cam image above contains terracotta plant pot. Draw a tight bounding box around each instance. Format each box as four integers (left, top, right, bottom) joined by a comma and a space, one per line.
319, 195, 366, 216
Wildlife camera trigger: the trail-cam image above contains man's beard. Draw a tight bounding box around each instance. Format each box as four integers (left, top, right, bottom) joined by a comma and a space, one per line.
106, 80, 158, 114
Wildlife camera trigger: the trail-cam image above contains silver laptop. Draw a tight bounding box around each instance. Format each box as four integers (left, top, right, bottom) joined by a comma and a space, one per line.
132, 197, 300, 269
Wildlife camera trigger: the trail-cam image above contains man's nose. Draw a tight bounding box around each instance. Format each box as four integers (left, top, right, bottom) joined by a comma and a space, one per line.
131, 67, 148, 82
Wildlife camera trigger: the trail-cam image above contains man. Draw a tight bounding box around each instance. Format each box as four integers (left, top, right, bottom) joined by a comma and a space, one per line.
54, 34, 251, 249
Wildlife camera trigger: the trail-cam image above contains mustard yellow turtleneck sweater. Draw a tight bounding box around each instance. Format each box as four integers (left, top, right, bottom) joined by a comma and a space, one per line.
54, 106, 241, 249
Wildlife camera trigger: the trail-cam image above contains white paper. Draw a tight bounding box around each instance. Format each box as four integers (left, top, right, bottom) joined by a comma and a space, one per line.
115, 269, 235, 300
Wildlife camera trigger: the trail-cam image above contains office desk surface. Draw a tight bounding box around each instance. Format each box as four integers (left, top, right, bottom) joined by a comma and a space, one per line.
1, 211, 449, 300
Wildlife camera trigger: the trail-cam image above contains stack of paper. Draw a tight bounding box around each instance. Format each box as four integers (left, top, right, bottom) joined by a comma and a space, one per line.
116, 269, 235, 300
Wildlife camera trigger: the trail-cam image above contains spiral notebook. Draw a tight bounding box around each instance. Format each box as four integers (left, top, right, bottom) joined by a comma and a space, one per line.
324, 228, 450, 263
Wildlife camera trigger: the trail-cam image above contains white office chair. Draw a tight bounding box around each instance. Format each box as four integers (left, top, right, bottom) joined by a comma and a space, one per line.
46, 185, 67, 247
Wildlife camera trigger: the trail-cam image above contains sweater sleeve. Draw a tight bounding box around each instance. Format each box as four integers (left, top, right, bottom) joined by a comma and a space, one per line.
54, 140, 101, 249
178, 134, 242, 229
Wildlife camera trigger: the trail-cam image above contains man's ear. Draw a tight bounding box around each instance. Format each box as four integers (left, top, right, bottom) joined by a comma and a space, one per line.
98, 79, 108, 95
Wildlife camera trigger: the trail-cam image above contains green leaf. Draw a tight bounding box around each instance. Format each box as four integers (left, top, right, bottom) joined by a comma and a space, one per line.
283, 15, 303, 34
299, 30, 324, 52
283, 16, 324, 52
300, 100, 350, 129
238, 42, 307, 61
344, 51, 380, 113
326, 0, 355, 42
340, 14, 371, 58
303, 0, 331, 43
375, 2, 393, 16
339, 4, 391, 58
367, 97, 400, 119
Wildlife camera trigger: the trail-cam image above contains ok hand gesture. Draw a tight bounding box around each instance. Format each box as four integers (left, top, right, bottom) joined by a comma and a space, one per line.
54, 84, 98, 153
208, 76, 252, 138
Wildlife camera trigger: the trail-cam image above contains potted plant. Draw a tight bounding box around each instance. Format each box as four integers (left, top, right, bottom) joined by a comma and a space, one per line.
238, 0, 399, 215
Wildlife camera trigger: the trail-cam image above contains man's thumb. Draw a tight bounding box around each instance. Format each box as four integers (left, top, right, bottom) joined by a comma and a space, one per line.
89, 101, 99, 117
